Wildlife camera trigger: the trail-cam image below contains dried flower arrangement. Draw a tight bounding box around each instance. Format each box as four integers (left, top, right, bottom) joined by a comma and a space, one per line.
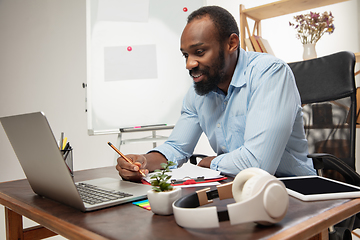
289, 11, 335, 44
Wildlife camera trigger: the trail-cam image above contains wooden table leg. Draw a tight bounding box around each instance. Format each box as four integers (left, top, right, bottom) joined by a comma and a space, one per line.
5, 207, 57, 240
5, 207, 24, 240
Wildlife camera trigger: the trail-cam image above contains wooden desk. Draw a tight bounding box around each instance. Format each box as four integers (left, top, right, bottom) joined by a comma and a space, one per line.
1, 166, 360, 240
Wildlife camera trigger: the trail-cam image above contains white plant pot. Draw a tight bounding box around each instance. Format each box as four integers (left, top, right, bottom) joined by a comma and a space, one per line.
147, 187, 182, 215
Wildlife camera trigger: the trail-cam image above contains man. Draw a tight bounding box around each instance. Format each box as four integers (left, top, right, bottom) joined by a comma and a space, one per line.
116, 6, 315, 182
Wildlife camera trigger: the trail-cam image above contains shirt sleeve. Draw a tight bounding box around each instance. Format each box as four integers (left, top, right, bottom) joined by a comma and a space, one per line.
151, 89, 203, 167
210, 61, 300, 175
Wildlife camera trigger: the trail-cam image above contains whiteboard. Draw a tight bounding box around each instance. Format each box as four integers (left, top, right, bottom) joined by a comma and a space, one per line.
86, 0, 205, 135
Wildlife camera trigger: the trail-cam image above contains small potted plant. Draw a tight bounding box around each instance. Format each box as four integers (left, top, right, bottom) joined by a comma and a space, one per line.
147, 161, 182, 215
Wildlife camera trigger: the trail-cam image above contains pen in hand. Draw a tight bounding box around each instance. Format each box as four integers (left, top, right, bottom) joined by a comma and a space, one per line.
107, 142, 146, 177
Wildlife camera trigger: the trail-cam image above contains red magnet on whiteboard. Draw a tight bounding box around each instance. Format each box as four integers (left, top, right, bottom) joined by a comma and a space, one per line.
183, 7, 188, 12
127, 46, 132, 51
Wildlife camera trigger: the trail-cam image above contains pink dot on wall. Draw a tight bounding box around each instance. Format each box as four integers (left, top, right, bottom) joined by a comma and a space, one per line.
183, 7, 188, 12
127, 46, 132, 51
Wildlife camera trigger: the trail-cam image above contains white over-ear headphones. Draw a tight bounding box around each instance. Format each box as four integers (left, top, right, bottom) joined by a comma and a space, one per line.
172, 168, 289, 228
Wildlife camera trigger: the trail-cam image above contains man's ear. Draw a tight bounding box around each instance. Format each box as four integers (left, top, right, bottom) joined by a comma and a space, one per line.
228, 33, 239, 53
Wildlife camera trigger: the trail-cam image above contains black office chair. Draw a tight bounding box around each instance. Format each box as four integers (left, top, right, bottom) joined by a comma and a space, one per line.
288, 51, 360, 240
189, 154, 207, 165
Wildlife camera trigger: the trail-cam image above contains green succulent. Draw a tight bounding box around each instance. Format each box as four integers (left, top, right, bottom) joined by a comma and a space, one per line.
150, 161, 176, 192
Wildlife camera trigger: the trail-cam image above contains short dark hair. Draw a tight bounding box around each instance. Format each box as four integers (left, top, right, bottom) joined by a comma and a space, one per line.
187, 6, 239, 44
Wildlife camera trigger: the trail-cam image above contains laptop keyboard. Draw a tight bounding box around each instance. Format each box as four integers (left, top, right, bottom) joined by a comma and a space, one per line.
76, 182, 133, 205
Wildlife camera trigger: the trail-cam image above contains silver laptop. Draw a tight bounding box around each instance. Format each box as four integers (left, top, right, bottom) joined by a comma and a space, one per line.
0, 111, 152, 211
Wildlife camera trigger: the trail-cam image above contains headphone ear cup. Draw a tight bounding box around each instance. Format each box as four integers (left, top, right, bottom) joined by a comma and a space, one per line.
232, 168, 270, 202
262, 180, 289, 220
230, 168, 289, 226
239, 175, 267, 201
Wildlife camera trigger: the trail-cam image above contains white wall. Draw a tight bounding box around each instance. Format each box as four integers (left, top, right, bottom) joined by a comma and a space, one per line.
0, 0, 358, 239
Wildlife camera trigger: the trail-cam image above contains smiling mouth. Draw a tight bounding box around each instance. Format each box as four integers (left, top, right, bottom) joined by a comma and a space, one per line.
192, 73, 202, 78
190, 72, 204, 82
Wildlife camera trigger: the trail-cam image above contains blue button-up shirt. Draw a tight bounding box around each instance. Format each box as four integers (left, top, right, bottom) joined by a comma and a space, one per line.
153, 48, 316, 177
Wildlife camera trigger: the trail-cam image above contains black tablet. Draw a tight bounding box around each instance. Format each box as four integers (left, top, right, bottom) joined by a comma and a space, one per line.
279, 175, 360, 201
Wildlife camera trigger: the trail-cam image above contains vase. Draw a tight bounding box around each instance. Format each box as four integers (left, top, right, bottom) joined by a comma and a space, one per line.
147, 187, 182, 215
302, 43, 317, 60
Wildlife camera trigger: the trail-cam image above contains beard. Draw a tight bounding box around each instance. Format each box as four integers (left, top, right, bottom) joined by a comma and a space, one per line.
191, 50, 225, 96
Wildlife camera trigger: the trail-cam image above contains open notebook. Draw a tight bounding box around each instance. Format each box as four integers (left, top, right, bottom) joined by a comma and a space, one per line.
0, 112, 152, 211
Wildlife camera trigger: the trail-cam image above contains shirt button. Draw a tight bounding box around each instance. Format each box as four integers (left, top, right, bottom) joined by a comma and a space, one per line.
217, 123, 221, 128
221, 146, 226, 150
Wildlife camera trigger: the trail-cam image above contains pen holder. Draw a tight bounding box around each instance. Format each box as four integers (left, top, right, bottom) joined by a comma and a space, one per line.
61, 147, 73, 176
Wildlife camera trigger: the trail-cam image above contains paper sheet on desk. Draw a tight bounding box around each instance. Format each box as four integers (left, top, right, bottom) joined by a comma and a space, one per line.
144, 162, 224, 187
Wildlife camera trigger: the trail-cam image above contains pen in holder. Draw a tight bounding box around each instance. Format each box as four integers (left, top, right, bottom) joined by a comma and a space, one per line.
61, 147, 73, 177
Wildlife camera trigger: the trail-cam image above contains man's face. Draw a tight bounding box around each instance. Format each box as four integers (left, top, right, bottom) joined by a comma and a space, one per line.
180, 16, 227, 95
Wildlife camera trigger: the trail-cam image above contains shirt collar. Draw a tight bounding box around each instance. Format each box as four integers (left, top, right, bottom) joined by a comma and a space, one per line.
229, 48, 247, 88
208, 48, 248, 96
225, 48, 247, 97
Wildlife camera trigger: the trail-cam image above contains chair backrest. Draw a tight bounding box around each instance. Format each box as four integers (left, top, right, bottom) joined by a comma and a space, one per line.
288, 51, 356, 170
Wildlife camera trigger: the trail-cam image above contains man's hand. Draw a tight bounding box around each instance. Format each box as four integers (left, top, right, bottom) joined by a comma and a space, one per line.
116, 154, 148, 182
197, 156, 216, 168
115, 152, 168, 182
